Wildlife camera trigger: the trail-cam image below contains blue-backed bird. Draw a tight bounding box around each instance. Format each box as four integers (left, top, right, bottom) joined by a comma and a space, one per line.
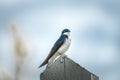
39, 29, 71, 68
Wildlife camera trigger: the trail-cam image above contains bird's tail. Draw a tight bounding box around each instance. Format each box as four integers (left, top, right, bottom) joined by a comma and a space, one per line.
38, 59, 48, 68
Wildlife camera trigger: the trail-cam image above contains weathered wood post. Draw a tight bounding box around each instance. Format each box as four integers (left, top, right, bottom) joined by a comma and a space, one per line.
40, 56, 99, 80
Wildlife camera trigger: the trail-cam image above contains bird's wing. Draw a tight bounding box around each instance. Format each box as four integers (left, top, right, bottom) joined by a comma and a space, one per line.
39, 35, 68, 68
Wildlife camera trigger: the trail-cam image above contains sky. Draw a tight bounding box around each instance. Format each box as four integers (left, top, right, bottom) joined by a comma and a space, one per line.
0, 0, 120, 80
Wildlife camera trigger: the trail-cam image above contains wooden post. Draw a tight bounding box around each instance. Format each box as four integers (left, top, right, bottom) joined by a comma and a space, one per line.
40, 56, 99, 80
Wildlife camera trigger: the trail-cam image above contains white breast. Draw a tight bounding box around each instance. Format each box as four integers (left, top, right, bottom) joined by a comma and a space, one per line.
58, 38, 71, 54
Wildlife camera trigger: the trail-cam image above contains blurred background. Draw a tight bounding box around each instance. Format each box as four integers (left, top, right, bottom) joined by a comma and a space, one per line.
0, 0, 120, 80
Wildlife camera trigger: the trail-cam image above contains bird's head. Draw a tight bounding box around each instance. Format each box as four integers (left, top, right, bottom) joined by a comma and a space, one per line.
62, 29, 71, 36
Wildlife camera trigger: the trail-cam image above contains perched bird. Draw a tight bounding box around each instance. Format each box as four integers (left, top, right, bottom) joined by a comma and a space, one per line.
39, 29, 71, 68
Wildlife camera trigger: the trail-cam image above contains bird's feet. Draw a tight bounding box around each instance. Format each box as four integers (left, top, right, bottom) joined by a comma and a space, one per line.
60, 55, 67, 63
60, 57, 64, 63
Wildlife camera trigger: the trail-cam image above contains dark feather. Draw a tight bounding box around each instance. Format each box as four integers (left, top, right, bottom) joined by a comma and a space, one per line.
39, 35, 68, 68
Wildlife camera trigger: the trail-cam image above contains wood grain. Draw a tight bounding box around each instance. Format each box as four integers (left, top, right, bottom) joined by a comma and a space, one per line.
40, 56, 99, 80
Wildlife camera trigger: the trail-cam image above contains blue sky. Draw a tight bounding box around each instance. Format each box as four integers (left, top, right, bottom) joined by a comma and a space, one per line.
0, 0, 120, 80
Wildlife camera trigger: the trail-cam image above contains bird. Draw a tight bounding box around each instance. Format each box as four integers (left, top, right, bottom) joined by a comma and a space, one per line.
39, 29, 71, 68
